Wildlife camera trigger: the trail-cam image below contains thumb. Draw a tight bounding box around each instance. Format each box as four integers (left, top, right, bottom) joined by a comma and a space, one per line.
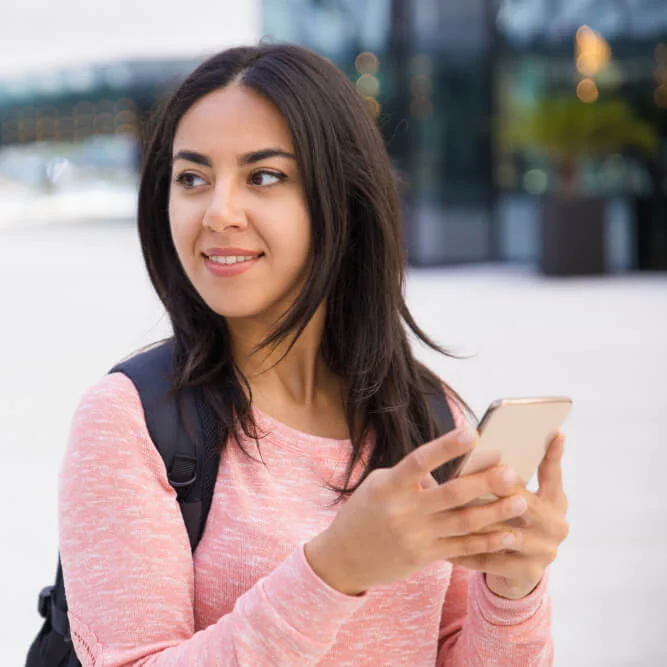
537, 432, 566, 505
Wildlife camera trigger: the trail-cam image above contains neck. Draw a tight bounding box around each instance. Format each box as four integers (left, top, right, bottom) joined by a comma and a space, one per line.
227, 302, 337, 407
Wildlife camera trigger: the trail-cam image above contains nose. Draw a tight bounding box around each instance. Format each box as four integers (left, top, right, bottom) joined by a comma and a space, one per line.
202, 180, 248, 232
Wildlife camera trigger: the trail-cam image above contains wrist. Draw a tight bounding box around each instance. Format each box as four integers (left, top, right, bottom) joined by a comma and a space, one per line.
304, 531, 367, 597
484, 573, 542, 600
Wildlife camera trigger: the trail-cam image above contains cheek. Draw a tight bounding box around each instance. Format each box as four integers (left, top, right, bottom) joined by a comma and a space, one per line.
168, 197, 200, 263
266, 202, 311, 270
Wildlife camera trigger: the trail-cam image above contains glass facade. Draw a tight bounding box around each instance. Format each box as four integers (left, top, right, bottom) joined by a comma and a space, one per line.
263, 0, 496, 264
264, 0, 667, 269
495, 0, 667, 269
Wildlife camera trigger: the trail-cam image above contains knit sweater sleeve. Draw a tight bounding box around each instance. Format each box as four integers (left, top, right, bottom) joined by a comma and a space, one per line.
58, 373, 365, 666
436, 396, 554, 666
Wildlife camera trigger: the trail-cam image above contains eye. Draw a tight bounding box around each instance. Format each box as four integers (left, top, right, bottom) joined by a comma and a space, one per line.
174, 172, 207, 189
249, 170, 285, 187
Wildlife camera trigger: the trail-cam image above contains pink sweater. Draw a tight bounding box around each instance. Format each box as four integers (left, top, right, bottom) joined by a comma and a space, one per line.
59, 373, 553, 666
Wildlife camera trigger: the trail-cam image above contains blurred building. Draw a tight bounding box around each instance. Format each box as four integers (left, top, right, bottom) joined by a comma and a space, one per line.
0, 0, 259, 226
263, 0, 667, 272
0, 59, 203, 225
0, 57, 201, 157
1, 1, 665, 272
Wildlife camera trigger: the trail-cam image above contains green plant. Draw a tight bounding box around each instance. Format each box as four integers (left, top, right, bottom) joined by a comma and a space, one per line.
501, 96, 659, 194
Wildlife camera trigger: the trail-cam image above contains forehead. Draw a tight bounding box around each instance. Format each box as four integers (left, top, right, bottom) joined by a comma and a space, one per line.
173, 84, 293, 154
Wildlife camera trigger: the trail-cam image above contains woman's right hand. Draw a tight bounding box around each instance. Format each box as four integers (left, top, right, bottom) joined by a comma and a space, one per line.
304, 427, 528, 596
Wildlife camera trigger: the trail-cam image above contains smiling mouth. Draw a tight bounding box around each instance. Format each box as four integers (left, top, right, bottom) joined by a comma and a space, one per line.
203, 253, 265, 265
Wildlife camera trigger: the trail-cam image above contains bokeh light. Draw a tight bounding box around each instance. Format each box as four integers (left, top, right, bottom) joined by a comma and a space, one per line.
410, 74, 431, 97
356, 74, 380, 98
362, 96, 381, 119
523, 169, 549, 195
354, 52, 379, 75
410, 96, 433, 120
576, 78, 599, 103
576, 25, 611, 77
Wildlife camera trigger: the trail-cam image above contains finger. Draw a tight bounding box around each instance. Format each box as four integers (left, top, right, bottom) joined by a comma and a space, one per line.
465, 500, 537, 533
524, 500, 570, 545
392, 427, 476, 488
475, 481, 573, 550
433, 493, 528, 537
479, 528, 548, 558
441, 519, 549, 559
451, 533, 558, 574
438, 528, 518, 561
537, 433, 566, 506
422, 464, 523, 514
484, 493, 568, 545
420, 473, 439, 491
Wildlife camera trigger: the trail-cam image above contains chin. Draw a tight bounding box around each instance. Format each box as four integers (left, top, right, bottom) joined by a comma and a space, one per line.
191, 273, 302, 324
200, 292, 277, 321
205, 300, 264, 320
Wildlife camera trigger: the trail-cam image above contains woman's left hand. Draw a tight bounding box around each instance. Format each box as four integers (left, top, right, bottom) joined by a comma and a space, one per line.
449, 433, 570, 599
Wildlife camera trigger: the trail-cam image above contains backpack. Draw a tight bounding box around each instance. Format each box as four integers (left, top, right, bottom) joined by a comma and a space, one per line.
25, 338, 454, 666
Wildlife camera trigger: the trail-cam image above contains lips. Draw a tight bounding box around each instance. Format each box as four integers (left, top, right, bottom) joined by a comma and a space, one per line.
203, 247, 264, 258
202, 252, 263, 278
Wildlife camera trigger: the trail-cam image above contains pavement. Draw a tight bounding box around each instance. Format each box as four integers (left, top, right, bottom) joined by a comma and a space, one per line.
2, 221, 666, 666
0, 182, 138, 228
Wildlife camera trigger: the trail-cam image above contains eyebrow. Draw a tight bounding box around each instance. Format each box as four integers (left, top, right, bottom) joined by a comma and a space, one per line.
171, 148, 296, 167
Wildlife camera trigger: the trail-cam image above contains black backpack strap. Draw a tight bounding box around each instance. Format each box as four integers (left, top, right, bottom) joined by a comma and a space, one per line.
424, 381, 459, 483
109, 338, 220, 551
30, 340, 220, 667
426, 389, 455, 436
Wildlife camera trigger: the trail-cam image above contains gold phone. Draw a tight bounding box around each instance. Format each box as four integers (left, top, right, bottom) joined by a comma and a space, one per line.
454, 397, 573, 501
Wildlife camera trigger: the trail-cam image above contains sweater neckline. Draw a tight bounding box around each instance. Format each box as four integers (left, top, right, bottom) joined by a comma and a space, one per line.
250, 404, 356, 460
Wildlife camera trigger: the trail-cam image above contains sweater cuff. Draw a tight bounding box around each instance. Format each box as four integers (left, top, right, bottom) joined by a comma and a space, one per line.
260, 542, 366, 645
469, 570, 549, 626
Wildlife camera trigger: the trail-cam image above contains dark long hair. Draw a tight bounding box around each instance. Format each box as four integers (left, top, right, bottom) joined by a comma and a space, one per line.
138, 42, 471, 497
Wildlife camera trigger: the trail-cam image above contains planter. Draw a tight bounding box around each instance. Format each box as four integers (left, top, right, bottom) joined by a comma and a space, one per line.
541, 196, 606, 276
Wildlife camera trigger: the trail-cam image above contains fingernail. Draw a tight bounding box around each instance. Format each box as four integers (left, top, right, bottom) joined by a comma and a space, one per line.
502, 533, 516, 547
458, 428, 475, 445
511, 497, 528, 514
502, 467, 518, 485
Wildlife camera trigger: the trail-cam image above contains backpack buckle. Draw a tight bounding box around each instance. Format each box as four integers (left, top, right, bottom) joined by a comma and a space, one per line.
38, 585, 54, 619
168, 455, 198, 488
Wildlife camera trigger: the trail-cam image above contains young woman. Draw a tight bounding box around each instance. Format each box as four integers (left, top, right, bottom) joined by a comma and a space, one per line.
59, 43, 569, 665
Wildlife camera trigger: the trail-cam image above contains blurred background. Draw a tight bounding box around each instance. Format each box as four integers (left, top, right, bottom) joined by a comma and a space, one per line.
2, 0, 666, 273
2, 1, 666, 666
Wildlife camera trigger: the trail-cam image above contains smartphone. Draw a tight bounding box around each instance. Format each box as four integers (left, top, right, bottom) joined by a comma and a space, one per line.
454, 396, 573, 501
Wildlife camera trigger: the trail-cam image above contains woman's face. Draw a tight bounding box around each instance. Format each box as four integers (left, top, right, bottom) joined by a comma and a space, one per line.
168, 84, 311, 322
